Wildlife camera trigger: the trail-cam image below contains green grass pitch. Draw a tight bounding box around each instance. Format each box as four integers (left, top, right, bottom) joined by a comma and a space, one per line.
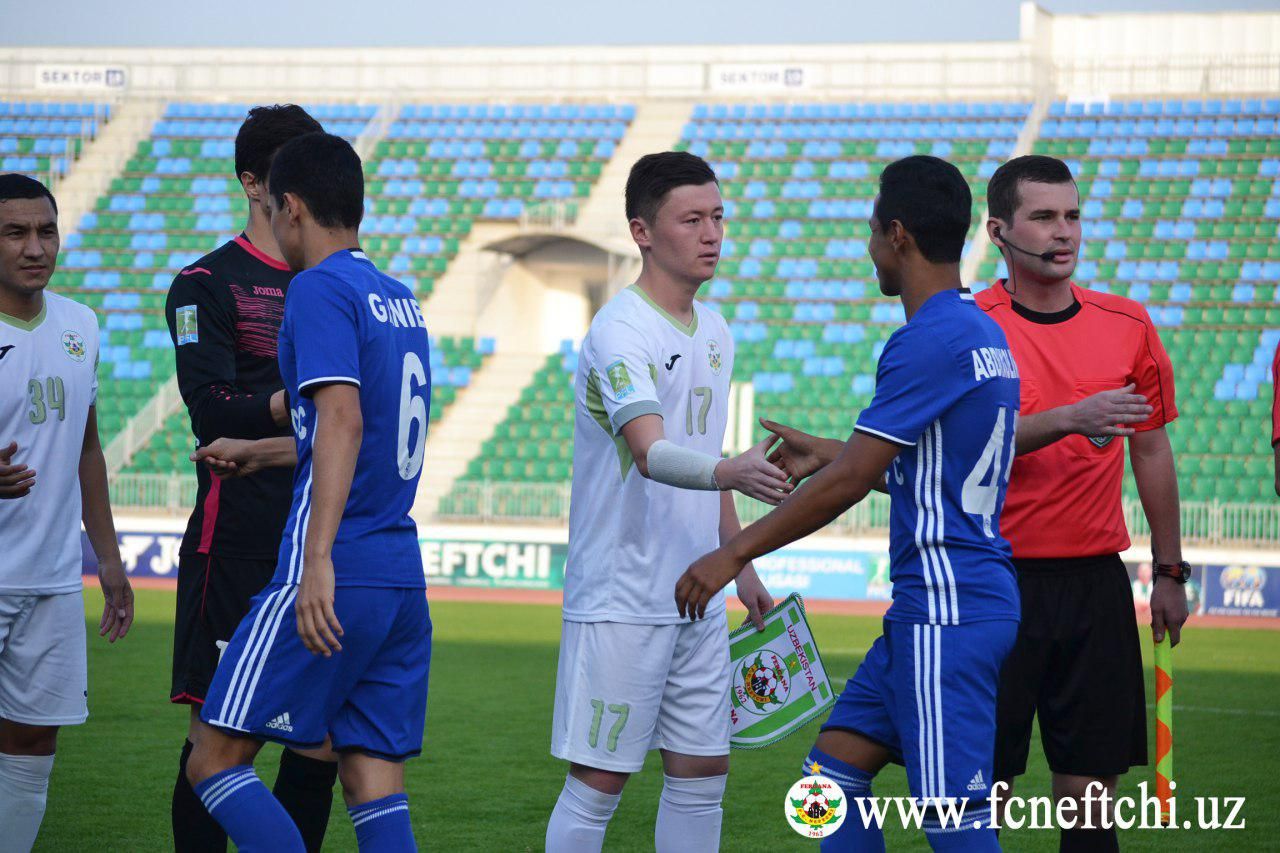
37, 589, 1280, 850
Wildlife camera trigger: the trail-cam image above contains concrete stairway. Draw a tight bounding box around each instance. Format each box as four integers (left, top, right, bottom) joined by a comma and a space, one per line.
420, 221, 523, 337
574, 99, 698, 242
960, 95, 1053, 287
413, 351, 543, 520
55, 98, 165, 239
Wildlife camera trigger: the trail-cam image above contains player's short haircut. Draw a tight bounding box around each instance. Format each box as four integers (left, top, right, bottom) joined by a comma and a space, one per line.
268, 132, 364, 229
234, 104, 324, 182
0, 173, 57, 214
625, 151, 718, 223
874, 155, 971, 264
987, 155, 1076, 223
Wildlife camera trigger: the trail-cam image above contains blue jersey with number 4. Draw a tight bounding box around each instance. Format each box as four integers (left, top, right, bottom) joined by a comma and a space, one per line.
275, 249, 431, 589
854, 289, 1020, 625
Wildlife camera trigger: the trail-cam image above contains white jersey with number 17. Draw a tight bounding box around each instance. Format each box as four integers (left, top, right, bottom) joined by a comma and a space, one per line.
0, 292, 100, 594
564, 285, 734, 626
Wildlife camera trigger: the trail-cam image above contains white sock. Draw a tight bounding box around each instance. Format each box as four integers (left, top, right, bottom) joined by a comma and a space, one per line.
546, 774, 621, 853
655, 773, 726, 853
0, 752, 56, 853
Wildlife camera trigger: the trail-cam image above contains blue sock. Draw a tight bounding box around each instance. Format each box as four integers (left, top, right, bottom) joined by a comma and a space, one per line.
923, 800, 999, 851
194, 765, 305, 853
803, 747, 884, 853
931, 794, 998, 845
349, 793, 416, 852
925, 824, 1000, 850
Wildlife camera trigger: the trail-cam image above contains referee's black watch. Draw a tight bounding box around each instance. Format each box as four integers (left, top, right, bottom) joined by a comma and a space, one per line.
1153, 560, 1192, 584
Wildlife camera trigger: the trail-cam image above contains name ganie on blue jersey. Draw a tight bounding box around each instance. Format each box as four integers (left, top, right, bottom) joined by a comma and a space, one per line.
275, 249, 432, 589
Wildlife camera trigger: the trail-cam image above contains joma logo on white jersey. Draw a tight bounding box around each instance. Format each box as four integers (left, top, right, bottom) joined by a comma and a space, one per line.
970, 347, 1019, 381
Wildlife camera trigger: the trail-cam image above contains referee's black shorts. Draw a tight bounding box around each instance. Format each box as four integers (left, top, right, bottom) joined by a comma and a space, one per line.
993, 553, 1147, 780
170, 552, 277, 705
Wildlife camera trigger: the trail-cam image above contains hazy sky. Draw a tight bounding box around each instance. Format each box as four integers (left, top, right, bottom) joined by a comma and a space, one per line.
3, 0, 1274, 48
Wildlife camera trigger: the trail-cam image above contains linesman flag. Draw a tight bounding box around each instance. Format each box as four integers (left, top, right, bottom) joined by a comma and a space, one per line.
728, 594, 836, 749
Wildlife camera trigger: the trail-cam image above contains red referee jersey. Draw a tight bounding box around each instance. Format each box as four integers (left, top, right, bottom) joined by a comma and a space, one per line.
975, 282, 1178, 558
1272, 340, 1280, 447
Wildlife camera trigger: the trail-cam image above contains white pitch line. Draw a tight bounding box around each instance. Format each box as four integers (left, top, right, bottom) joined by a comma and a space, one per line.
822, 649, 1280, 718
1146, 703, 1280, 718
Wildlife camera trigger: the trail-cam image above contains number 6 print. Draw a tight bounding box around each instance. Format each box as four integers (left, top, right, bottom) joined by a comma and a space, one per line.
397, 352, 428, 481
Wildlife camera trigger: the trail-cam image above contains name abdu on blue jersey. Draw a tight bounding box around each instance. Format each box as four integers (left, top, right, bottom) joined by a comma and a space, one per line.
275, 248, 431, 588
853, 288, 1021, 626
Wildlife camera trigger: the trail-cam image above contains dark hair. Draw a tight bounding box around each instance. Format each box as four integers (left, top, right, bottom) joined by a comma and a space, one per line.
234, 104, 324, 182
987, 155, 1076, 222
268, 132, 364, 229
625, 151, 718, 222
874, 155, 971, 264
0, 173, 57, 214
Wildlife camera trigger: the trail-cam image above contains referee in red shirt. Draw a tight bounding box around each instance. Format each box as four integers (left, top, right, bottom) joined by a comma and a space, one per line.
977, 155, 1189, 852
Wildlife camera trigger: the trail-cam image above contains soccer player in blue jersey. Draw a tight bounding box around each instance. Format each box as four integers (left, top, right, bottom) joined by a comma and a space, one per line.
184, 132, 431, 853
676, 156, 1021, 851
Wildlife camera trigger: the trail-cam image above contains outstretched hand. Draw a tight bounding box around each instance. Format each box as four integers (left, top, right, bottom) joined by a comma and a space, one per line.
760, 418, 831, 484
191, 438, 258, 480
1066, 383, 1152, 438
676, 547, 745, 621
713, 434, 793, 505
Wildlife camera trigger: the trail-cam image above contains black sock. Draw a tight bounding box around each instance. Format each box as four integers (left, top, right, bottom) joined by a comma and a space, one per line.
1060, 826, 1120, 853
173, 739, 228, 853
272, 748, 338, 853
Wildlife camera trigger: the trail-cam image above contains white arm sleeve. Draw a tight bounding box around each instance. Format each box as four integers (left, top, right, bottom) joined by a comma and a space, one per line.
645, 439, 722, 491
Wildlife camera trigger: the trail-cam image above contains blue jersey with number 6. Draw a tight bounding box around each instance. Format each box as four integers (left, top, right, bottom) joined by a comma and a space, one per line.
275, 248, 430, 589
854, 288, 1020, 625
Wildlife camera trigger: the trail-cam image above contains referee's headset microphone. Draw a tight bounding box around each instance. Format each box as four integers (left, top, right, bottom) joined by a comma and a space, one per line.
993, 224, 1059, 296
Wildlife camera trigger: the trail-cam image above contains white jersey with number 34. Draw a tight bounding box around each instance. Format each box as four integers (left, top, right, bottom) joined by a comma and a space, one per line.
0, 292, 100, 594
564, 285, 734, 625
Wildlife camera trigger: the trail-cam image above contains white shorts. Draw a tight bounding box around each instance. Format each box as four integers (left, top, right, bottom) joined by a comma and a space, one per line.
551, 617, 731, 773
0, 592, 88, 726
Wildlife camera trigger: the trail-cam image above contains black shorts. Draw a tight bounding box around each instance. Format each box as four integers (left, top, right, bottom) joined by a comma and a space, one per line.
171, 552, 277, 705
994, 553, 1147, 780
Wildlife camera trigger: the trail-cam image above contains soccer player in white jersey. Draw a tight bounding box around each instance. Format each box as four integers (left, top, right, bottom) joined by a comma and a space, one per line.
545, 152, 792, 853
0, 173, 133, 852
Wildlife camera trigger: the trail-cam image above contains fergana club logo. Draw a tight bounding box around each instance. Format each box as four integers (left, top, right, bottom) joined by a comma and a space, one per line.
62, 331, 86, 363
737, 651, 790, 714
785, 774, 846, 838
707, 339, 723, 375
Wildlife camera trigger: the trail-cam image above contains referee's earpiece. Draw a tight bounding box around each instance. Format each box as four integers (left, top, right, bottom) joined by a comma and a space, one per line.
993, 224, 1016, 295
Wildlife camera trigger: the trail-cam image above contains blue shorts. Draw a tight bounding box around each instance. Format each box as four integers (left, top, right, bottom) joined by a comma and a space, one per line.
202, 584, 431, 760
822, 618, 1017, 802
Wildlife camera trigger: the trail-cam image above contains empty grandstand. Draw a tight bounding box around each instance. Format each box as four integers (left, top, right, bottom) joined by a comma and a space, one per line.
2, 2, 1277, 547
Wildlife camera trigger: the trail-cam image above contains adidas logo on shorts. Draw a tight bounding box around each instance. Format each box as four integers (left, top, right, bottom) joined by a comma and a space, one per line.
967, 770, 987, 792
265, 712, 294, 733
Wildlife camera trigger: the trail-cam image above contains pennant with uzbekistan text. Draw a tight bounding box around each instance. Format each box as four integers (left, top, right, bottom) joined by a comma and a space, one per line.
729, 594, 836, 749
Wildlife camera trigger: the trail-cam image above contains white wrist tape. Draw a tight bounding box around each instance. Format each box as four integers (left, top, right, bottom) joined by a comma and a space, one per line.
646, 439, 722, 491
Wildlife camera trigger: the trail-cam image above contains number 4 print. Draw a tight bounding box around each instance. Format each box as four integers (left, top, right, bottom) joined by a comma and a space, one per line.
587, 699, 630, 752
961, 406, 1014, 538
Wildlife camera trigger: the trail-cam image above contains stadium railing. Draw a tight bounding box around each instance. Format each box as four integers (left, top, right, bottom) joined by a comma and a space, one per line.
108, 473, 1280, 548
109, 472, 198, 513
